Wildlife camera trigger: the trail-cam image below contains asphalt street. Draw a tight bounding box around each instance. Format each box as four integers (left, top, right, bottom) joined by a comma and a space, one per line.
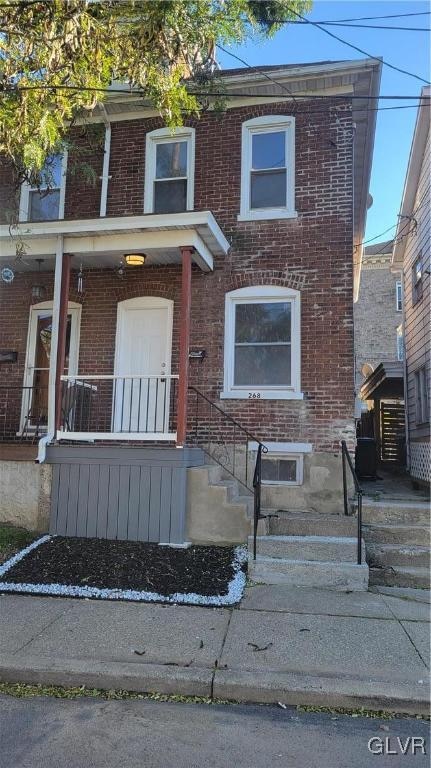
0, 693, 428, 768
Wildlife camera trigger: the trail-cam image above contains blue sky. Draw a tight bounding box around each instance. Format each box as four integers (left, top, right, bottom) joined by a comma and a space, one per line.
217, 1, 430, 243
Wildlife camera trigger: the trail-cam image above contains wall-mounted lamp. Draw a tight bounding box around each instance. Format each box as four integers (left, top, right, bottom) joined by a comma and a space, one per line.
124, 253, 146, 266
31, 258, 46, 301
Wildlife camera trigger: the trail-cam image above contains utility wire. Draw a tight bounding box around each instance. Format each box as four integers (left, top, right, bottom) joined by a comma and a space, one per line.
216, 44, 298, 103
285, 7, 431, 86
285, 21, 430, 31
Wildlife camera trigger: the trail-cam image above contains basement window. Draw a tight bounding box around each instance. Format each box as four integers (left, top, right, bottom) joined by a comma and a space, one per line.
261, 454, 303, 486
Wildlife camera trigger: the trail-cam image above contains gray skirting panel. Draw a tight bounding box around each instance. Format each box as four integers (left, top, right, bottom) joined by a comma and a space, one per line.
46, 446, 204, 544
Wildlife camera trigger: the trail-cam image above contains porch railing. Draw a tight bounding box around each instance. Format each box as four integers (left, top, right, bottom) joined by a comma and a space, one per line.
188, 385, 268, 559
341, 439, 363, 565
59, 375, 178, 441
0, 385, 48, 441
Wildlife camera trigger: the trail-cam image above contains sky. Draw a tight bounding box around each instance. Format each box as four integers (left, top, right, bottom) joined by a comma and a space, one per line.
217, 0, 430, 244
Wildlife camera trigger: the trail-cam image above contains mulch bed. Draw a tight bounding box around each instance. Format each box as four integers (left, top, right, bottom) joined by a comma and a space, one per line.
0, 536, 247, 605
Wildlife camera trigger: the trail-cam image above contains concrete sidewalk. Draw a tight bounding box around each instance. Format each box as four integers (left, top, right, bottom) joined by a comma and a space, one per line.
0, 586, 429, 714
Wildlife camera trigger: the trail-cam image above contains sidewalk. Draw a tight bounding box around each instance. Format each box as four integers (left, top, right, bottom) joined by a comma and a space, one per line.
0, 586, 429, 714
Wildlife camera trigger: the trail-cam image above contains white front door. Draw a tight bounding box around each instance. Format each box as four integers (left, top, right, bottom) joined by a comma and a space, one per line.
114, 297, 173, 434
21, 301, 81, 433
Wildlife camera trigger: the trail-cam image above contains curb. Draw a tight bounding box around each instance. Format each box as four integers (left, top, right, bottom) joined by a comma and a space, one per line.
213, 668, 430, 716
0, 655, 429, 715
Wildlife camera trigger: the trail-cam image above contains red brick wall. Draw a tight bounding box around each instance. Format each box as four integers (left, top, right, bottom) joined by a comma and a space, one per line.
0, 99, 355, 450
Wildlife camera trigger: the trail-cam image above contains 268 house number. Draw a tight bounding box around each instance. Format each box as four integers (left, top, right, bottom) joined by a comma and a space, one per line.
248, 392, 261, 399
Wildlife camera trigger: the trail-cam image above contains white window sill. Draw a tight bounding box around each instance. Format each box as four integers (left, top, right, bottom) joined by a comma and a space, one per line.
237, 209, 298, 222
220, 390, 304, 401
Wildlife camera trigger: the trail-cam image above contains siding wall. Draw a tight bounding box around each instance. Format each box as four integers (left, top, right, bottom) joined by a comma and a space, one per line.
403, 127, 430, 480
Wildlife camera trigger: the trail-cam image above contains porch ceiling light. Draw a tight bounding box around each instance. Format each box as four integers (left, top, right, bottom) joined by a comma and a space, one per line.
124, 253, 146, 266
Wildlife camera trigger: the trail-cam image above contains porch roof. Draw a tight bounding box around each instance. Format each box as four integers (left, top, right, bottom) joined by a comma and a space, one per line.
360, 361, 404, 402
0, 211, 230, 273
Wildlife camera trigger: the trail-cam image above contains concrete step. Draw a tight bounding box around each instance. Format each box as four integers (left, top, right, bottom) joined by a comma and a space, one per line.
362, 500, 430, 526
248, 535, 361, 563
248, 556, 368, 591
369, 565, 431, 590
366, 543, 431, 569
268, 512, 357, 538
363, 523, 430, 547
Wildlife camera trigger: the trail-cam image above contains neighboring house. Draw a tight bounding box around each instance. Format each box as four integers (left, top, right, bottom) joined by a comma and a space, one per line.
354, 239, 403, 391
354, 240, 405, 466
392, 87, 430, 487
0, 59, 381, 547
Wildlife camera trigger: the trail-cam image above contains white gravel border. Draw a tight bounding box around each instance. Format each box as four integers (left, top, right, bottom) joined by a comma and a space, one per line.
0, 537, 247, 606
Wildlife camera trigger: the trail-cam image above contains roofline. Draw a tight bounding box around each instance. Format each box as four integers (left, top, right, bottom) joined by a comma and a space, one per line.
217, 58, 382, 87
392, 87, 430, 268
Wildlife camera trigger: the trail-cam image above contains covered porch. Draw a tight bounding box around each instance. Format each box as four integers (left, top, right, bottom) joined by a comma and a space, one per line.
359, 361, 406, 467
0, 211, 229, 455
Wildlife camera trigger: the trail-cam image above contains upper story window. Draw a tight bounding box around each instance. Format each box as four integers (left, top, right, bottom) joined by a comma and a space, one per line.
396, 280, 403, 311
396, 325, 404, 361
221, 285, 302, 400
415, 367, 429, 424
144, 127, 195, 215
20, 153, 67, 223
239, 116, 296, 222
412, 254, 423, 305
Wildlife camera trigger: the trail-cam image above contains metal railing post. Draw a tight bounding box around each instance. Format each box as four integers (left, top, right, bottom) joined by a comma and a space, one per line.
357, 490, 363, 565
342, 444, 348, 516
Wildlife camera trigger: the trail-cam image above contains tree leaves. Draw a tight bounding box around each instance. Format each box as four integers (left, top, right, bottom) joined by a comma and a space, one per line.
0, 0, 311, 179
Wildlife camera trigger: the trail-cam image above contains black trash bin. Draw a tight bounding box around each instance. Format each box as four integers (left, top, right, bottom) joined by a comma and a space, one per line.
355, 437, 377, 479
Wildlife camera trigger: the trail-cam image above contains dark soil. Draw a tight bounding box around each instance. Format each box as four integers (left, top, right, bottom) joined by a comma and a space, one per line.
0, 537, 244, 598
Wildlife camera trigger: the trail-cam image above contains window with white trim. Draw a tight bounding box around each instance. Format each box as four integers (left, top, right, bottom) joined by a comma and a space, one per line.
144, 127, 195, 214
412, 254, 423, 305
239, 116, 296, 221
396, 325, 404, 362
415, 367, 429, 424
396, 280, 402, 311
221, 286, 302, 400
20, 153, 67, 222
261, 453, 303, 486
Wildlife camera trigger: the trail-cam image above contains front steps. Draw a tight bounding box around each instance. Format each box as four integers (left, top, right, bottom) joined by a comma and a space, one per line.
362, 499, 430, 590
248, 512, 368, 591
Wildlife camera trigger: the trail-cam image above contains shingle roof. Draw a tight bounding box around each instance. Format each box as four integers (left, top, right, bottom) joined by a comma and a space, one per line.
364, 240, 394, 256
217, 61, 341, 76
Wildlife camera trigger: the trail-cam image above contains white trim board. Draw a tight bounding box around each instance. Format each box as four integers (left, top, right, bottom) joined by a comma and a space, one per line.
248, 442, 313, 453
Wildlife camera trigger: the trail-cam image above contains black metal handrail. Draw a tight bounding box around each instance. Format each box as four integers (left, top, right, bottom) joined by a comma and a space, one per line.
341, 439, 363, 565
188, 386, 267, 559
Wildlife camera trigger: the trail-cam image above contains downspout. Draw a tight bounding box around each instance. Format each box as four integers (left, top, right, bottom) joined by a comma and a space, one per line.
99, 105, 111, 217
401, 268, 410, 470
37, 235, 63, 463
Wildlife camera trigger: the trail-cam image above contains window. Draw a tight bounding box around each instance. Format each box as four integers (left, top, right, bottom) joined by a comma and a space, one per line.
221, 286, 302, 400
248, 441, 312, 485
261, 454, 302, 485
20, 153, 67, 222
412, 254, 423, 305
239, 116, 296, 221
415, 367, 429, 424
396, 280, 403, 311
144, 127, 195, 214
396, 325, 404, 362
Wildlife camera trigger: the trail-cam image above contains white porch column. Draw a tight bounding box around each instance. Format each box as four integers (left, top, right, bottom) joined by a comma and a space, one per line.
37, 235, 63, 462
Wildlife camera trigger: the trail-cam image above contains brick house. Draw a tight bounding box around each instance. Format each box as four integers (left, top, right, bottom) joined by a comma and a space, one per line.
392, 87, 430, 487
0, 59, 381, 555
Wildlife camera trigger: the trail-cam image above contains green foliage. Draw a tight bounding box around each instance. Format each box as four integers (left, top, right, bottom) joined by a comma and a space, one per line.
0, 0, 311, 180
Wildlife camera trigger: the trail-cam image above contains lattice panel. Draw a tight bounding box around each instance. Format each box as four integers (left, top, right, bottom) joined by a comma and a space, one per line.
410, 442, 431, 483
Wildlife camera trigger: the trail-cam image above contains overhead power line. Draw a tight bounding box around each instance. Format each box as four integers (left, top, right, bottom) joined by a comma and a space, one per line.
285, 21, 430, 31
309, 12, 431, 22
285, 6, 431, 86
